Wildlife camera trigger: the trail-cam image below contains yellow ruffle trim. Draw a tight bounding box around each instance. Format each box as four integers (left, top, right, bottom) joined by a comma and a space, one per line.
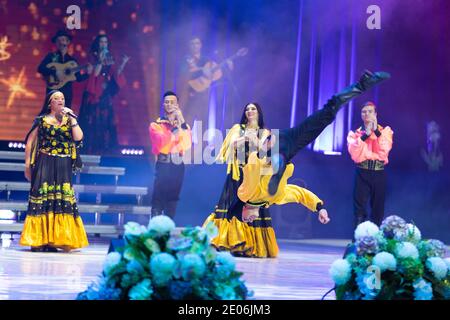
19, 212, 89, 249
203, 213, 279, 258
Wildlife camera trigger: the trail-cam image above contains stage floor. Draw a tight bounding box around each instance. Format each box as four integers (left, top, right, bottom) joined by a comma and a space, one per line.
0, 238, 348, 300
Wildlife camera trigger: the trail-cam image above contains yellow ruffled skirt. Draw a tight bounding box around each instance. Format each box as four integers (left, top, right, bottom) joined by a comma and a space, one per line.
203, 212, 279, 258
20, 212, 89, 249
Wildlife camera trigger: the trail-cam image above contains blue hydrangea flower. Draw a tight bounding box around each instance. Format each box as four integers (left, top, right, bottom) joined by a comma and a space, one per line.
372, 252, 397, 272
354, 221, 380, 240
180, 253, 206, 280
356, 272, 380, 300
166, 236, 193, 251
126, 260, 144, 274
78, 276, 122, 300
329, 259, 352, 285
445, 258, 450, 273
150, 253, 177, 275
120, 273, 140, 289
395, 242, 419, 260
124, 221, 146, 237
418, 239, 447, 259
426, 257, 448, 280
215, 251, 236, 278
412, 278, 433, 300
356, 236, 379, 255
103, 252, 122, 275
128, 278, 153, 300
169, 280, 193, 300
214, 284, 237, 300
148, 215, 176, 236
380, 215, 407, 239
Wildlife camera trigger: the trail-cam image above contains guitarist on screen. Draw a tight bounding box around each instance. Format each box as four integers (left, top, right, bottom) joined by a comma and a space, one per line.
178, 37, 237, 133
37, 29, 91, 107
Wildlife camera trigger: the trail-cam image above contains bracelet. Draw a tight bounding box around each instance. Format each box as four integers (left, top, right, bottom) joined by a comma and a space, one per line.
70, 123, 79, 128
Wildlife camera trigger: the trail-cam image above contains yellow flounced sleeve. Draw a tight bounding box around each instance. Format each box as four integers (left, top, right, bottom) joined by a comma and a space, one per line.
217, 124, 242, 181
238, 152, 323, 212
275, 184, 323, 212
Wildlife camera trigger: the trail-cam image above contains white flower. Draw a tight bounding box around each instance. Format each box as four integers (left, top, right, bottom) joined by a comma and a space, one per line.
426, 257, 448, 280
445, 258, 450, 273
329, 259, 352, 285
124, 221, 146, 237
405, 224, 421, 243
395, 242, 419, 260
372, 252, 397, 272
148, 215, 176, 236
103, 252, 122, 274
354, 221, 380, 240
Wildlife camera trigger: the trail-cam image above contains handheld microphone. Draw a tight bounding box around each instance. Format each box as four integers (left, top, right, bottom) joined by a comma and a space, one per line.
67, 111, 78, 119
63, 108, 78, 119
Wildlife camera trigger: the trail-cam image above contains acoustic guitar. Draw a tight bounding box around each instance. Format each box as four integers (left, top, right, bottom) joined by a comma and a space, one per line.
188, 47, 248, 93
45, 61, 90, 90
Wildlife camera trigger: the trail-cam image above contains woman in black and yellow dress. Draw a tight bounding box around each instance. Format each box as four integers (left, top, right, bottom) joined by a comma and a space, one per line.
21, 90, 89, 252
203, 103, 278, 258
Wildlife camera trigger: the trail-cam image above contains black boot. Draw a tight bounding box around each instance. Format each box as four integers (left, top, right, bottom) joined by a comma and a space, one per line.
354, 213, 367, 230
326, 70, 390, 114
164, 201, 178, 219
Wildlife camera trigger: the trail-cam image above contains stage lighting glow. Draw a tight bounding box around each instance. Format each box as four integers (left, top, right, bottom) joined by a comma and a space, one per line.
8, 141, 25, 149
121, 148, 145, 156
323, 151, 342, 156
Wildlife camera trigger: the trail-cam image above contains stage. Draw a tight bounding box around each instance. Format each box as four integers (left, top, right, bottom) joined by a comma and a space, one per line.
0, 238, 348, 300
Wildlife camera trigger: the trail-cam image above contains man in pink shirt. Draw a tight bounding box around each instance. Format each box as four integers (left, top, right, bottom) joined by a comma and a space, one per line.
347, 101, 393, 227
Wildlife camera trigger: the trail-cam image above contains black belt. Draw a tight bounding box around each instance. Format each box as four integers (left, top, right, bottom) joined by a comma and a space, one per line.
357, 160, 385, 171
157, 153, 183, 163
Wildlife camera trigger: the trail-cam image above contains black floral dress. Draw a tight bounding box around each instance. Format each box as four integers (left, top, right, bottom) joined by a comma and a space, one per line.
20, 115, 89, 249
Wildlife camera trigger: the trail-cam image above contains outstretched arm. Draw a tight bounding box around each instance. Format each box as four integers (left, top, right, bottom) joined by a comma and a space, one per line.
275, 185, 330, 224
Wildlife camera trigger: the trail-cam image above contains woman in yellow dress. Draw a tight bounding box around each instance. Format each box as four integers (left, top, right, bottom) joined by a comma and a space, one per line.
203, 103, 279, 258
205, 70, 390, 258
21, 90, 89, 252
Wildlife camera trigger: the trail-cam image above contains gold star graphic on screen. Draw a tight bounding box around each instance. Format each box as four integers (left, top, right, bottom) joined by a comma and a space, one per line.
0, 67, 37, 109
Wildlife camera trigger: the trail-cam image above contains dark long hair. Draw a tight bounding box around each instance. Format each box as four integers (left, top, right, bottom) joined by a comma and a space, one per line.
239, 102, 265, 128
24, 90, 62, 142
90, 34, 112, 63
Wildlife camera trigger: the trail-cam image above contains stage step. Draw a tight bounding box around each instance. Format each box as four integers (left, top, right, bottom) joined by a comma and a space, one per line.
0, 222, 122, 235
0, 182, 148, 204
0, 151, 101, 165
0, 223, 184, 236
0, 162, 125, 176
0, 201, 151, 215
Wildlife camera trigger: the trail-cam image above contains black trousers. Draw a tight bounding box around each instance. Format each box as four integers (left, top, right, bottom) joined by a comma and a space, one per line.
353, 168, 386, 227
151, 161, 185, 219
279, 105, 337, 161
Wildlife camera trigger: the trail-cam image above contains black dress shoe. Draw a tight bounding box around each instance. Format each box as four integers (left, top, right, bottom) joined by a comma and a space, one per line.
44, 246, 58, 252
31, 246, 44, 252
